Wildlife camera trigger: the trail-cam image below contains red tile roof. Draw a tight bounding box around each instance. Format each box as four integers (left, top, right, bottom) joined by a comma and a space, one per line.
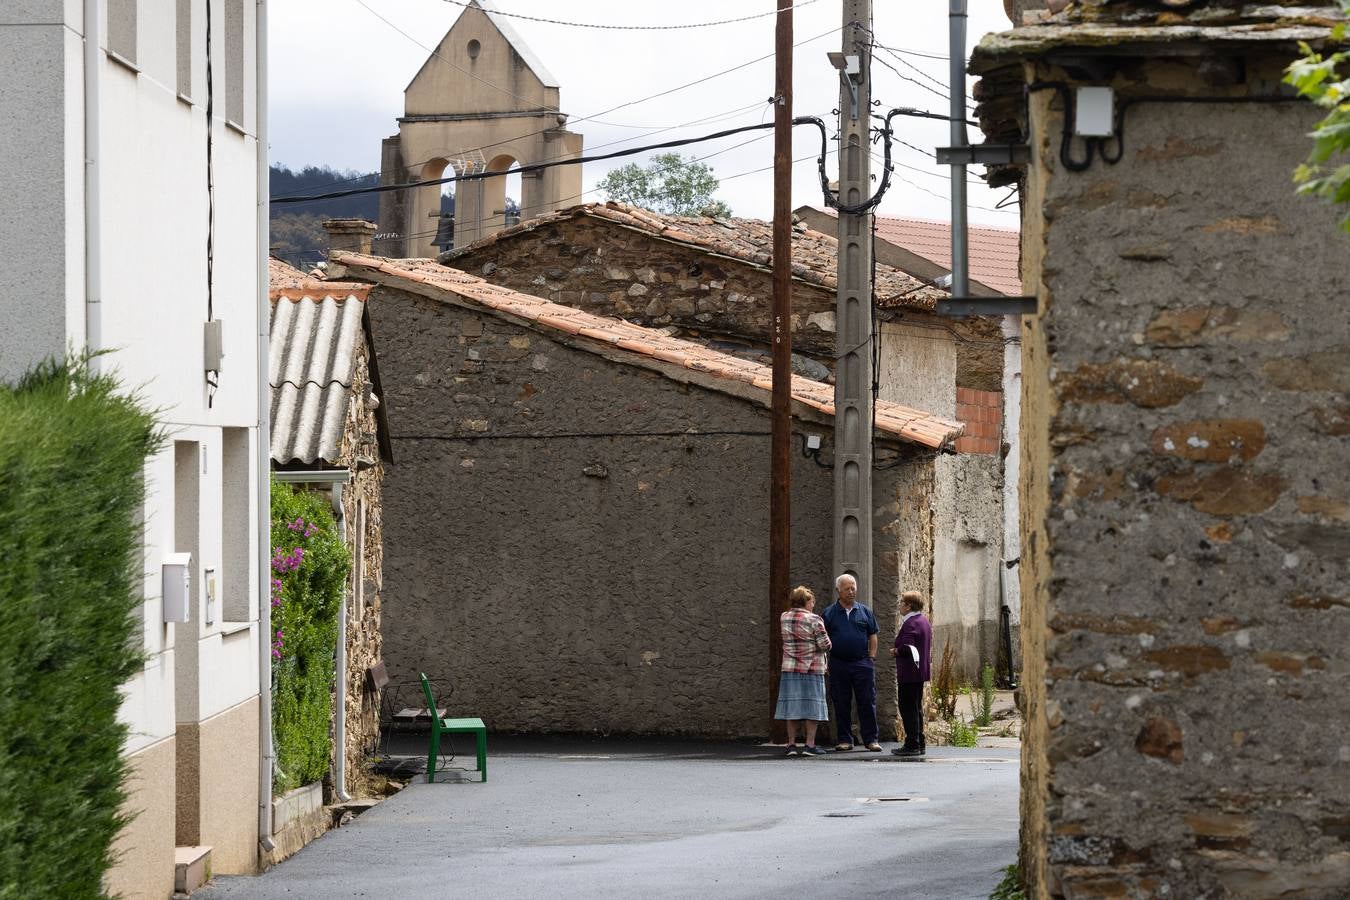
800, 209, 1021, 295
872, 216, 1021, 296
330, 252, 963, 450
269, 257, 369, 302
440, 201, 949, 311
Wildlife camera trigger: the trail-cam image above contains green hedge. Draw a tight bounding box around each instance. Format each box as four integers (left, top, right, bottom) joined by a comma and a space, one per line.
0, 359, 161, 899
271, 482, 349, 795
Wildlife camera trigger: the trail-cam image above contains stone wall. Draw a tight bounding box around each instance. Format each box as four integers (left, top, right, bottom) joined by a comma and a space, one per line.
1020, 59, 1350, 898
367, 283, 936, 738
444, 217, 842, 359
334, 336, 385, 797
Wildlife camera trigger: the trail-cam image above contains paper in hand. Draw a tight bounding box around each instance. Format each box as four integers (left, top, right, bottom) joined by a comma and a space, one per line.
908, 644, 919, 665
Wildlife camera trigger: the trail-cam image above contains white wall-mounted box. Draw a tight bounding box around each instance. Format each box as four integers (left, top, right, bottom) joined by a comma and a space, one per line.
1075, 86, 1115, 137
163, 552, 192, 624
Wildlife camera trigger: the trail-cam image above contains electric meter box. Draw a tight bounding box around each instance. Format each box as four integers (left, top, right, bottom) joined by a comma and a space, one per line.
163, 552, 193, 624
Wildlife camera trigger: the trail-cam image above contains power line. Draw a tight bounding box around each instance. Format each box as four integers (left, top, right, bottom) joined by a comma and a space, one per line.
870, 42, 952, 96
277, 145, 840, 261
273, 22, 841, 199
436, 0, 821, 31
273, 117, 833, 205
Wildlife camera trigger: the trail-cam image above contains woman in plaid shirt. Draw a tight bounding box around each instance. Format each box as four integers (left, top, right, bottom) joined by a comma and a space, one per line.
775, 585, 833, 756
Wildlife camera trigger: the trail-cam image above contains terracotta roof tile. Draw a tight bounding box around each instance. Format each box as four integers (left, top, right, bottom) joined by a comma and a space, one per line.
438, 201, 949, 311
268, 257, 370, 302
334, 252, 961, 450
800, 210, 1021, 296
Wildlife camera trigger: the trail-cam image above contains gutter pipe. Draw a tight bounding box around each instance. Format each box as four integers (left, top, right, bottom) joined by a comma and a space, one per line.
83, 0, 102, 371
256, 0, 276, 854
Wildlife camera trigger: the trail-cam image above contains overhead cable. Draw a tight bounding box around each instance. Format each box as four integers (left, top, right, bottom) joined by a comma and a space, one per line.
273, 21, 841, 199
273, 117, 835, 205
437, 0, 820, 30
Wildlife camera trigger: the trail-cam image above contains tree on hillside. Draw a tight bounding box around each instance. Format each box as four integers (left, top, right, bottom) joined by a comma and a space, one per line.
597, 153, 732, 217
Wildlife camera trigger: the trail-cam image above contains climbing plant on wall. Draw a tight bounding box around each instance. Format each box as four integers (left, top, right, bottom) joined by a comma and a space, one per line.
271, 481, 349, 795
1285, 4, 1350, 233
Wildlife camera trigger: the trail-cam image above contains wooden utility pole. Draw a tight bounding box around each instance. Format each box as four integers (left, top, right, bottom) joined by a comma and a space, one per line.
768, 0, 793, 742
834, 1, 874, 606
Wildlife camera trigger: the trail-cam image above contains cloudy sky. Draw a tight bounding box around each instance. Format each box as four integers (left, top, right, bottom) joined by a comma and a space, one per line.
269, 0, 1018, 228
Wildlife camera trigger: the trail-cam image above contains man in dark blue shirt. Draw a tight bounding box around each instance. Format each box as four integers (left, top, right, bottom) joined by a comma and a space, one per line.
821, 573, 881, 751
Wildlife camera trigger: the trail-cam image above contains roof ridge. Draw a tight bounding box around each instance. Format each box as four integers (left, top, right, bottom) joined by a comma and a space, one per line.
332, 251, 962, 449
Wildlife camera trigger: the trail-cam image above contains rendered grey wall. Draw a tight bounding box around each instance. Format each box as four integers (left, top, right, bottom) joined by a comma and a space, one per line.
0, 12, 72, 383
369, 285, 932, 738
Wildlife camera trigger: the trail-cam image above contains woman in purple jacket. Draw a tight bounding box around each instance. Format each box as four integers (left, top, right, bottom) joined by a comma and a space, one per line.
890, 590, 932, 757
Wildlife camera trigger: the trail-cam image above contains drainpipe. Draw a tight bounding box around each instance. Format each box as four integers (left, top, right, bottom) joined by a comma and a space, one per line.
948, 0, 969, 297
256, 0, 275, 854
83, 0, 102, 371
331, 482, 351, 803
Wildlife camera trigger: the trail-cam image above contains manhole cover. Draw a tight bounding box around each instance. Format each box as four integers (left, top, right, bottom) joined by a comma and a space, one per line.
821, 812, 864, 818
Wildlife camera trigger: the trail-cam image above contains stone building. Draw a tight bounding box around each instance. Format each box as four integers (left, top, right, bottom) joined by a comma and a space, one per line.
377, 0, 583, 258
268, 258, 392, 802
972, 2, 1350, 896
440, 201, 1012, 677
324, 251, 965, 739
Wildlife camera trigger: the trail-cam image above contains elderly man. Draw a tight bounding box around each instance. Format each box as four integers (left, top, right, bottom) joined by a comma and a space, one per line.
821, 573, 881, 752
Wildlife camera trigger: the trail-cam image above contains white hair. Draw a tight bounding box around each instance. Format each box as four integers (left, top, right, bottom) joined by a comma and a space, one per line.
835, 573, 857, 590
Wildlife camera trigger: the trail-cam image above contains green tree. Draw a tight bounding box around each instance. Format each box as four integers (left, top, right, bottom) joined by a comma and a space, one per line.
597, 152, 733, 217
1285, 3, 1350, 234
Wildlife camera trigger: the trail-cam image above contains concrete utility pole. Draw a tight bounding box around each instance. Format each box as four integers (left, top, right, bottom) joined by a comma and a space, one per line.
948, 0, 970, 298
768, 0, 794, 742
833, 0, 874, 607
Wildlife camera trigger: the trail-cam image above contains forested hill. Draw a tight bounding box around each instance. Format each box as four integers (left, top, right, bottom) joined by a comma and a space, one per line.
269, 164, 381, 220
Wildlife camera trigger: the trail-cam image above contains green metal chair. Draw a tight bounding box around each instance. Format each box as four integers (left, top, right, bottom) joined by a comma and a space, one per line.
419, 673, 487, 783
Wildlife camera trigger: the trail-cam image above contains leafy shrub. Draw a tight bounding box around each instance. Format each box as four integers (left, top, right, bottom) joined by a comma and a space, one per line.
0, 358, 162, 898
949, 716, 979, 748
271, 481, 349, 795
974, 664, 996, 727
1284, 3, 1350, 234
990, 864, 1025, 900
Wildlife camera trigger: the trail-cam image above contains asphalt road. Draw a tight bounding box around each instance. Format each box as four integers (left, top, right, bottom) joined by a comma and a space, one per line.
199, 737, 1019, 900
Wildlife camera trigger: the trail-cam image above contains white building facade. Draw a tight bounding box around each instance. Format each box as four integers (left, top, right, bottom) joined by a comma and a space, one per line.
0, 2, 270, 896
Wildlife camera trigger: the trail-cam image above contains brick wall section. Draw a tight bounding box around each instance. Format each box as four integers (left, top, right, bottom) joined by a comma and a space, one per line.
366, 283, 939, 738
1017, 56, 1350, 898
955, 387, 1002, 454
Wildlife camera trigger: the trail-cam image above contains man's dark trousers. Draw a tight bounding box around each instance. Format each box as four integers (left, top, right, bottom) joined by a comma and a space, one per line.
898, 680, 925, 751
829, 657, 877, 746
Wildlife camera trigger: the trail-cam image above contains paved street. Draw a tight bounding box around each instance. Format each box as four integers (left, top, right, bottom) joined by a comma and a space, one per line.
200, 737, 1019, 900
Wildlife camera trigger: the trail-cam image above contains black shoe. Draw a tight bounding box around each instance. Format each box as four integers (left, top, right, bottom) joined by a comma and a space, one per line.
785, 744, 801, 757
891, 746, 924, 757
801, 745, 828, 757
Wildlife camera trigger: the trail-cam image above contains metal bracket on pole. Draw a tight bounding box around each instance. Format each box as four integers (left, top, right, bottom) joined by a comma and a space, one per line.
936, 296, 1039, 317
935, 144, 1029, 166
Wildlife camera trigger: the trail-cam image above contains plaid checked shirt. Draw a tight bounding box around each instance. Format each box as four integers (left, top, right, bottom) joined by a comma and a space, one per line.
780, 608, 832, 674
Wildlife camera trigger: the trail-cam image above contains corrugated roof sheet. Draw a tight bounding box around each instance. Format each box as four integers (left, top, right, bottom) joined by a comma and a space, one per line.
440, 201, 950, 310
331, 252, 964, 450
268, 258, 370, 466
